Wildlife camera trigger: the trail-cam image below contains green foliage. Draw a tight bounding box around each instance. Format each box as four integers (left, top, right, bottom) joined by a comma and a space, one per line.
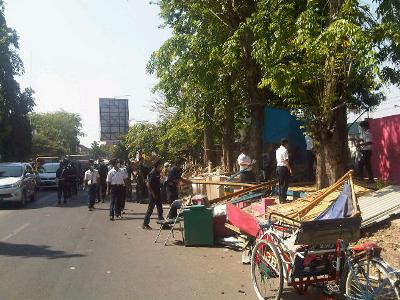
0, 2, 35, 161
89, 141, 113, 160
124, 110, 202, 162
30, 111, 84, 156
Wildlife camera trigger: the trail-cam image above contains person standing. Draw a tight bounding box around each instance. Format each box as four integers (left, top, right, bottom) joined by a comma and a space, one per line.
106, 159, 128, 221
276, 138, 292, 203
161, 162, 170, 203
305, 133, 315, 181
55, 161, 66, 205
142, 161, 164, 229
237, 145, 255, 183
84, 160, 100, 210
165, 160, 191, 205
358, 120, 374, 183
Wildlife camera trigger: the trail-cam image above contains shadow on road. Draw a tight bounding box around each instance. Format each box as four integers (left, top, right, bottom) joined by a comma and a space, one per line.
0, 242, 86, 259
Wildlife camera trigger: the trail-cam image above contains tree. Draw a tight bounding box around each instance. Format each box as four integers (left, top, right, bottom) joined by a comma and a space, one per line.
0, 2, 35, 161
250, 0, 400, 188
30, 111, 84, 156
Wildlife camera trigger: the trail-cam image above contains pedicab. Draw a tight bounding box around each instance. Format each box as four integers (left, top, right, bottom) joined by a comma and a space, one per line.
251, 171, 400, 299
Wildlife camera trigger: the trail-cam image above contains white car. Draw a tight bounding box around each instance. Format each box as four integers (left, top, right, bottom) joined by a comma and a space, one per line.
38, 162, 60, 189
0, 162, 37, 206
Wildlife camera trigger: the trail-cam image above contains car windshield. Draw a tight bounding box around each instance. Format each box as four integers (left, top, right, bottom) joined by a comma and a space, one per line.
40, 164, 59, 173
0, 166, 23, 178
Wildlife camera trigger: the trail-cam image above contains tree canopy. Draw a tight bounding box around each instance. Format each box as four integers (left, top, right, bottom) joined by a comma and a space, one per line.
30, 111, 84, 157
145, 0, 400, 187
0, 1, 35, 162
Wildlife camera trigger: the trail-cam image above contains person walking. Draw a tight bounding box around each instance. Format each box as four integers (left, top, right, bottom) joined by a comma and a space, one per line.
142, 161, 164, 230
107, 159, 128, 221
237, 145, 256, 183
358, 120, 374, 183
276, 138, 292, 203
84, 159, 100, 211
97, 159, 109, 203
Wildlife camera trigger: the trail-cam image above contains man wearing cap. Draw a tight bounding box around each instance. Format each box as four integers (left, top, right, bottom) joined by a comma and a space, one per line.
142, 161, 164, 229
276, 138, 292, 203
84, 159, 100, 210
106, 159, 128, 221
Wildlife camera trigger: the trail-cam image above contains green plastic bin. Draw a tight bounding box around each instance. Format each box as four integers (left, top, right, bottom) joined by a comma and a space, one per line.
183, 205, 214, 246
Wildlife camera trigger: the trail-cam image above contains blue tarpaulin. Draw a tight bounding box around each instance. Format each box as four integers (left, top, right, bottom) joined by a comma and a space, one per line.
316, 182, 353, 220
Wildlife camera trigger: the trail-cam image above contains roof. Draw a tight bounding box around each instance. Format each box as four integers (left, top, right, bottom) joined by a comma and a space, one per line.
359, 185, 400, 228
0, 162, 26, 166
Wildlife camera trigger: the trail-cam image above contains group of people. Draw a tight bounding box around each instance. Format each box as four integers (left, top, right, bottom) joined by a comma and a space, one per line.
55, 159, 80, 204
77, 157, 188, 228
236, 119, 374, 204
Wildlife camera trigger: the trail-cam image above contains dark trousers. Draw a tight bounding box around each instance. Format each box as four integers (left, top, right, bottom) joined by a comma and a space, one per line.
240, 171, 256, 183
306, 150, 315, 180
143, 193, 163, 226
88, 184, 97, 208
57, 180, 66, 202
276, 166, 289, 203
97, 180, 107, 202
110, 185, 124, 217
359, 150, 374, 181
166, 184, 178, 205
120, 186, 126, 212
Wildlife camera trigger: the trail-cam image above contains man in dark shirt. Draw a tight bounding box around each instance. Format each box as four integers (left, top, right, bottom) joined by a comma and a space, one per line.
142, 161, 164, 229
97, 159, 109, 203
56, 161, 66, 205
165, 160, 191, 204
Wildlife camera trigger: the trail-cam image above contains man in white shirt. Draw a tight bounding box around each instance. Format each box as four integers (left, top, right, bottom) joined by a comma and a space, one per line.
237, 145, 255, 183
84, 159, 100, 210
276, 138, 292, 203
358, 120, 374, 182
304, 133, 315, 180
107, 159, 128, 221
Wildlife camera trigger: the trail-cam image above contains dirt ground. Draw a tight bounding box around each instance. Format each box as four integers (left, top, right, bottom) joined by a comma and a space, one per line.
359, 216, 400, 270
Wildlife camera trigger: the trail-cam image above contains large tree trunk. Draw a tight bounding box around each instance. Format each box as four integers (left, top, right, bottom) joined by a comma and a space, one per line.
203, 123, 214, 166
315, 104, 349, 189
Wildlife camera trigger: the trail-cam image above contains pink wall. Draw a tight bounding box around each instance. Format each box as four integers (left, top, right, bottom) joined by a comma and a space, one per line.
370, 115, 400, 184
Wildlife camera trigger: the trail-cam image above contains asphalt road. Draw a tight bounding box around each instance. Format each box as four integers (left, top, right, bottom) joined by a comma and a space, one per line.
0, 190, 322, 300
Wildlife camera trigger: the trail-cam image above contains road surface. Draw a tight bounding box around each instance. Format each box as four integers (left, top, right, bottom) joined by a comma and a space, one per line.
0, 190, 322, 300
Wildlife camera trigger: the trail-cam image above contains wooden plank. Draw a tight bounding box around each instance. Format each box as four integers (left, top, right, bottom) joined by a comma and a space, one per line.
190, 180, 254, 187
209, 180, 277, 204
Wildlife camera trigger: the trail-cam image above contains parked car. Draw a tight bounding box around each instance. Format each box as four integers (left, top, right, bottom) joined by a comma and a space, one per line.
38, 162, 60, 189
0, 162, 37, 206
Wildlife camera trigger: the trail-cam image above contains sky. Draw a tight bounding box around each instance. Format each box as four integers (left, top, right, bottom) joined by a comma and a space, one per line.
5, 0, 400, 146
6, 0, 171, 147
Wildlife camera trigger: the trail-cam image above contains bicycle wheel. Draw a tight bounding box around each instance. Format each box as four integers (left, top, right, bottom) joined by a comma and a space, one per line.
251, 239, 284, 300
345, 257, 400, 300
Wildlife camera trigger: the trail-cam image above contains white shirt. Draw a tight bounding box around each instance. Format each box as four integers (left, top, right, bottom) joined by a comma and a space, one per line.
276, 145, 289, 167
106, 168, 128, 185
305, 134, 314, 151
361, 129, 372, 151
84, 169, 99, 185
237, 153, 252, 171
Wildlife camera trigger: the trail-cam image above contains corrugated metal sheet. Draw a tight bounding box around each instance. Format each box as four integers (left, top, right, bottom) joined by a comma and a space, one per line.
359, 185, 400, 228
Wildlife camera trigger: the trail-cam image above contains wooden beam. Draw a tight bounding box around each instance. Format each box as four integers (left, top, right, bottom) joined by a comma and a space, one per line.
210, 180, 277, 204
190, 180, 254, 187
296, 170, 353, 220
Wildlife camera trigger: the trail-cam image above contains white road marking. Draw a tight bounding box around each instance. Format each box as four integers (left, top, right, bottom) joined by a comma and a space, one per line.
0, 223, 30, 242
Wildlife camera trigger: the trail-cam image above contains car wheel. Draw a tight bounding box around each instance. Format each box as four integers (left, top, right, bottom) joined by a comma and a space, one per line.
20, 192, 27, 207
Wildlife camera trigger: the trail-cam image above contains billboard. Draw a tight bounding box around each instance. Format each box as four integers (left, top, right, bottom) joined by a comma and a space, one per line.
99, 98, 129, 142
